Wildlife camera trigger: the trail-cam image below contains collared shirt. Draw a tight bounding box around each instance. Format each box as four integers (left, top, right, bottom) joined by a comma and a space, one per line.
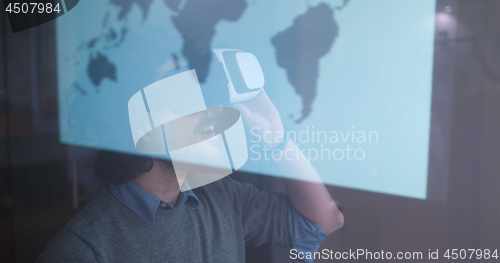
107, 180, 200, 225
107, 179, 327, 263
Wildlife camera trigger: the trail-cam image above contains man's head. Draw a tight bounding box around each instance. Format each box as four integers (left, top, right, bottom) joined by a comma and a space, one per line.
94, 151, 174, 184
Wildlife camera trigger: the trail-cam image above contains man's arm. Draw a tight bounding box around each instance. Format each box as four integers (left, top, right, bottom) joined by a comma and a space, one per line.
278, 140, 344, 234
234, 89, 343, 235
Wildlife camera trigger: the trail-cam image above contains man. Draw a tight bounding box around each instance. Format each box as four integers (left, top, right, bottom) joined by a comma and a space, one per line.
37, 90, 343, 262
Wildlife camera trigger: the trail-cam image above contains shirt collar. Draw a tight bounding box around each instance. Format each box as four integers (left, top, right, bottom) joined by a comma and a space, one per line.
107, 180, 200, 225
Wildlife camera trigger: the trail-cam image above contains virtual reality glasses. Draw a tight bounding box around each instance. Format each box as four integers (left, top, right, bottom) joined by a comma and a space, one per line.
213, 49, 265, 104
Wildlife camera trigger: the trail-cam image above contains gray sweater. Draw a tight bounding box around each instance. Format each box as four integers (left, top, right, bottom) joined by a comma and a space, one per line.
36, 177, 292, 262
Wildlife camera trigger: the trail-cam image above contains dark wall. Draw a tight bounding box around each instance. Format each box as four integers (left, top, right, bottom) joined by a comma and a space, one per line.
1, 9, 100, 262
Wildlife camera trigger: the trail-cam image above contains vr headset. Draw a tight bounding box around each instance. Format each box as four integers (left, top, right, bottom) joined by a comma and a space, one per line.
212, 49, 265, 104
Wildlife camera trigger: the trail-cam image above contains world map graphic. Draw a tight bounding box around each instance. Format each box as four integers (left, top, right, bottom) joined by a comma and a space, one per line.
83, 0, 350, 122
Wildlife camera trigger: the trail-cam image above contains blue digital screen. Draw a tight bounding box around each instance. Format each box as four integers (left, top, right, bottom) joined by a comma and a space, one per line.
57, 0, 436, 199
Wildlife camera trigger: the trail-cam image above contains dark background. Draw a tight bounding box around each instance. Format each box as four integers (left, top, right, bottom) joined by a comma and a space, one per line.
1, 0, 499, 262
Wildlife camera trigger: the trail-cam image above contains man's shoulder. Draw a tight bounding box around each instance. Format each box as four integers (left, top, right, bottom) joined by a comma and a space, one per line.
63, 188, 124, 232
36, 228, 98, 262
37, 189, 121, 262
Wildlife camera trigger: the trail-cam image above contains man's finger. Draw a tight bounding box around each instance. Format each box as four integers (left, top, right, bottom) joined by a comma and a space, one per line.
233, 103, 255, 127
